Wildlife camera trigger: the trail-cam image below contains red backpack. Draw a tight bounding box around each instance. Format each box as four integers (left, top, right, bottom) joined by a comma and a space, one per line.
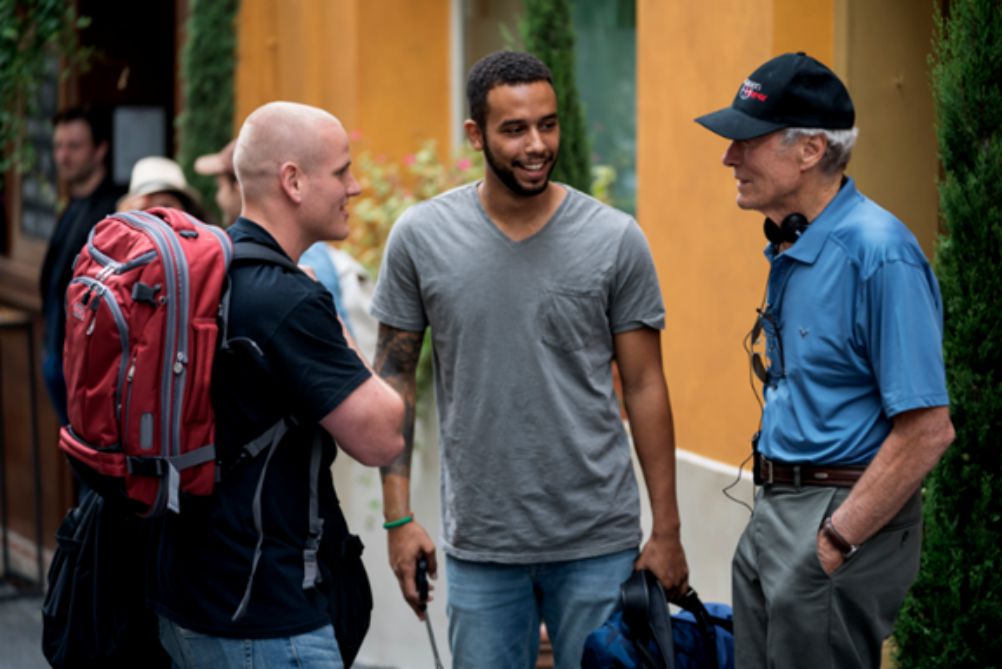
59, 207, 232, 516
56, 208, 341, 623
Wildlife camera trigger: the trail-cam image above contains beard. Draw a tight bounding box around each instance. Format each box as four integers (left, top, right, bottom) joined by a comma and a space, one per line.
482, 136, 557, 198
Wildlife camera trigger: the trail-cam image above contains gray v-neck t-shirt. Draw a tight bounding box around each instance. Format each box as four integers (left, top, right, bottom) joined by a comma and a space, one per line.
371, 183, 665, 563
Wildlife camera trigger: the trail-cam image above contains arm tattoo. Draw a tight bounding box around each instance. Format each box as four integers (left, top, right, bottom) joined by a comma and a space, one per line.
375, 324, 423, 478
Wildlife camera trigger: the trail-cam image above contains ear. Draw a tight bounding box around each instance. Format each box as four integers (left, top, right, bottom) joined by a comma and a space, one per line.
94, 141, 109, 164
464, 120, 485, 151
278, 161, 304, 204
799, 133, 827, 172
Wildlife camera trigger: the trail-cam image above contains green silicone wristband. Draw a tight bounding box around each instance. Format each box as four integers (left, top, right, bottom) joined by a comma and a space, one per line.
382, 514, 414, 530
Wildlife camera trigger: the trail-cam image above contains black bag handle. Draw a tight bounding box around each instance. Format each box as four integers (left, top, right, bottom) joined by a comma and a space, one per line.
621, 570, 675, 669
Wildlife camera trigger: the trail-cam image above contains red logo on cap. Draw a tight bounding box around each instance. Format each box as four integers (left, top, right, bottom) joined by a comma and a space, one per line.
739, 79, 768, 103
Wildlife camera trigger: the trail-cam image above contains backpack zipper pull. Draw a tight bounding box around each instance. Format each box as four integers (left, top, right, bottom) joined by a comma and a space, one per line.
85, 291, 101, 335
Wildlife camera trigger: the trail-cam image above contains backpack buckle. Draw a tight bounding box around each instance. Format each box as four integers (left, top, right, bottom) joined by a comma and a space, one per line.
126, 455, 167, 477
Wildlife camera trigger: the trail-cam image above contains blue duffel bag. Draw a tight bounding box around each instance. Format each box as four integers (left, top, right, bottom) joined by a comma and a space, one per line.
581, 570, 734, 669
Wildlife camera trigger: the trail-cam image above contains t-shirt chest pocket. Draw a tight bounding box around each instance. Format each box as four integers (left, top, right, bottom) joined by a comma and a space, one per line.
538, 286, 609, 351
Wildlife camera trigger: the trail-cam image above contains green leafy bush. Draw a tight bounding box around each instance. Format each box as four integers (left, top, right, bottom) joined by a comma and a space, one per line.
341, 139, 484, 275
893, 1, 1002, 666
338, 139, 484, 408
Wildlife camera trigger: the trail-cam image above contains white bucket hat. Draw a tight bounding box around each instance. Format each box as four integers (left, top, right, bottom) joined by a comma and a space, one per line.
126, 156, 201, 208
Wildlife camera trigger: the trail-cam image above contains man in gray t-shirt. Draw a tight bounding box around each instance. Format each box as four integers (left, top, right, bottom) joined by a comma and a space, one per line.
372, 51, 689, 669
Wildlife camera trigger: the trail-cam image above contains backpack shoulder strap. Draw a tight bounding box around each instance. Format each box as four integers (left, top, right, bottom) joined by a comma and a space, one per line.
230, 419, 325, 621
219, 240, 301, 354
230, 239, 300, 272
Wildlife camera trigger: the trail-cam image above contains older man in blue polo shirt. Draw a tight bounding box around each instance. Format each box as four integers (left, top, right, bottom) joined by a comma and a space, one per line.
695, 53, 955, 668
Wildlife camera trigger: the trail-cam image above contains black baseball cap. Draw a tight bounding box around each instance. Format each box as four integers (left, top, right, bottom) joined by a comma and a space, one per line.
695, 52, 854, 140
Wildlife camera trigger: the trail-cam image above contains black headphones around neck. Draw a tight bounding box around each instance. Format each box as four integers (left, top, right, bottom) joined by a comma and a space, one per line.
763, 213, 810, 245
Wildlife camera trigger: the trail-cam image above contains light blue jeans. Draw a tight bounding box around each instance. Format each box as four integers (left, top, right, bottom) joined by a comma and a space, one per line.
446, 549, 636, 669
158, 616, 343, 669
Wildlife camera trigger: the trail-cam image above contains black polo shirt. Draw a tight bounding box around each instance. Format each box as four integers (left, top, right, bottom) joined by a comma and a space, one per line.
151, 218, 371, 638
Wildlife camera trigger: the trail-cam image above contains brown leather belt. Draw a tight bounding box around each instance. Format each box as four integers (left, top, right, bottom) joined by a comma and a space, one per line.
754, 454, 865, 488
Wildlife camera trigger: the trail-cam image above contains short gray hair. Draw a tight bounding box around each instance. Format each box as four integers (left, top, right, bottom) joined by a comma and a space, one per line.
782, 126, 859, 174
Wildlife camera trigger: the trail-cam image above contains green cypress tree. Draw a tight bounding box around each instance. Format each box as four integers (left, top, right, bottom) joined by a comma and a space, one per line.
520, 0, 592, 193
893, 1, 1002, 666
176, 0, 239, 223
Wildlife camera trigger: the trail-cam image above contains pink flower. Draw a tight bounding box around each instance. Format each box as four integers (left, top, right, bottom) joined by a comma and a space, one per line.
403, 154, 416, 166
349, 129, 363, 142
456, 158, 472, 171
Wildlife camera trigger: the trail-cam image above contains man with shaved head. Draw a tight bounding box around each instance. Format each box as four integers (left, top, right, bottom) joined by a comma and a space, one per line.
150, 101, 404, 668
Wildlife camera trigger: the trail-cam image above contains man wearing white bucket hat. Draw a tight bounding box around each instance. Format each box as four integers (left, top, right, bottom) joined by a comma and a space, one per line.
117, 155, 205, 218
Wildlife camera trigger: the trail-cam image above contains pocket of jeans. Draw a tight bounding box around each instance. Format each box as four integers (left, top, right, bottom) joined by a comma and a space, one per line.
538, 287, 607, 351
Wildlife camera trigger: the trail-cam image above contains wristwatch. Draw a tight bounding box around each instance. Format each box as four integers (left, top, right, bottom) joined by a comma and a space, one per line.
822, 516, 859, 559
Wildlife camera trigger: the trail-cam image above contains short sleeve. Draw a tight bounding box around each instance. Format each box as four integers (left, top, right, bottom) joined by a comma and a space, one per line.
859, 260, 950, 416
266, 291, 371, 423
609, 220, 666, 332
370, 214, 428, 332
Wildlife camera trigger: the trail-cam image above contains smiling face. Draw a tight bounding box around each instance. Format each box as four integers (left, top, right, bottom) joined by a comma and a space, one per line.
467, 81, 560, 198
722, 131, 807, 219
300, 120, 361, 242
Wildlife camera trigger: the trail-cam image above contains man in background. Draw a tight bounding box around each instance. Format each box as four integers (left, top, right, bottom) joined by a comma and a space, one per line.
116, 155, 204, 218
194, 139, 242, 225
40, 106, 124, 424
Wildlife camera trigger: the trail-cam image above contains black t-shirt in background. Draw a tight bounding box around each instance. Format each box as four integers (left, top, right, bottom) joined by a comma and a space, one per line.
151, 218, 371, 638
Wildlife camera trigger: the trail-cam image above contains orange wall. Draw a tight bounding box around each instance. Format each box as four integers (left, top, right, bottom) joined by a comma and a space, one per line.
235, 0, 452, 159
231, 0, 937, 468
638, 0, 937, 466
840, 0, 938, 257
637, 0, 836, 465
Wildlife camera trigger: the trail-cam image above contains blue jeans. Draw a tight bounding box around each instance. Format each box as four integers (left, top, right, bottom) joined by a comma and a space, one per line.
158, 616, 343, 669
446, 549, 636, 669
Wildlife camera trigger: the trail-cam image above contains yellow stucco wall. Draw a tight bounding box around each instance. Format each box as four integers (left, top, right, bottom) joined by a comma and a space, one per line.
231, 0, 937, 468
840, 0, 939, 258
638, 0, 937, 466
235, 0, 452, 160
638, 0, 781, 467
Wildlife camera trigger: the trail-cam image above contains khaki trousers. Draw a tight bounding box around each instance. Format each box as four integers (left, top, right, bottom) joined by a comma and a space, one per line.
732, 485, 922, 668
